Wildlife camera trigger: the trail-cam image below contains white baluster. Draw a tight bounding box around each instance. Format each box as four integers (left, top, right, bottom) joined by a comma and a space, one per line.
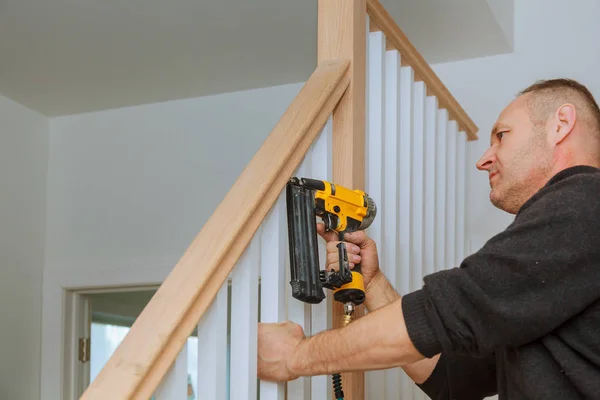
366, 31, 386, 253
259, 191, 287, 400
456, 131, 467, 264
309, 117, 333, 400
435, 109, 448, 272
383, 49, 400, 291
365, 28, 386, 400
383, 47, 401, 400
445, 121, 458, 269
287, 160, 311, 400
196, 280, 228, 399
424, 96, 438, 277
154, 342, 188, 399
399, 66, 414, 296
411, 81, 426, 292
409, 81, 427, 400
230, 235, 261, 400
399, 64, 415, 400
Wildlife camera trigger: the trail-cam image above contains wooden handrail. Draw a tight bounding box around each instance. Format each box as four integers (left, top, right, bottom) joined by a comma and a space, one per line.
367, 0, 479, 140
80, 59, 351, 400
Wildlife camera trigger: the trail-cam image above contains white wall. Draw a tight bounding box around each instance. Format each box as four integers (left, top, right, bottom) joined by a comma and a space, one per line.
46, 82, 303, 274
432, 0, 600, 251
0, 95, 48, 400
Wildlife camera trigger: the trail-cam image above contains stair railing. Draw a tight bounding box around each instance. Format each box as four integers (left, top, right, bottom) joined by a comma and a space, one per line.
80, 1, 478, 399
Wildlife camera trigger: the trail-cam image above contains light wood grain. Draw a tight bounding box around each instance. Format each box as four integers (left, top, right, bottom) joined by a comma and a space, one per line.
318, 0, 367, 399
79, 60, 350, 400
367, 0, 478, 140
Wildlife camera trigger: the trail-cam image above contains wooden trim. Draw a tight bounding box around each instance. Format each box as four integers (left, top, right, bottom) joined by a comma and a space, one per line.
318, 1, 366, 399
367, 0, 479, 140
79, 60, 351, 400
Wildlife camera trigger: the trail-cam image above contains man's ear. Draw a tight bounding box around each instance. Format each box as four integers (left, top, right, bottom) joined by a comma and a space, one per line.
552, 103, 576, 145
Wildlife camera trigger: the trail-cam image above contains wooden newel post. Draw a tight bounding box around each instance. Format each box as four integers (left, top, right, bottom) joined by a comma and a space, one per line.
318, 0, 367, 399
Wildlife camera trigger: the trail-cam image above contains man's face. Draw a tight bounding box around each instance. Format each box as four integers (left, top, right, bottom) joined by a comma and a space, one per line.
476, 94, 553, 214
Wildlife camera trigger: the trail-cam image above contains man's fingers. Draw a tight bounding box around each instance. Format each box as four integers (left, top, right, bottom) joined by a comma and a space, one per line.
325, 241, 340, 253
319, 226, 369, 248
326, 253, 343, 270
342, 230, 366, 245
326, 240, 360, 255
316, 222, 340, 242
317, 222, 376, 254
326, 249, 359, 269
343, 230, 376, 250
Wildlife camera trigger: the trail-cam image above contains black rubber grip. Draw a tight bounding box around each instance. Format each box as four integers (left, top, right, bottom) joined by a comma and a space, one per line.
300, 177, 326, 191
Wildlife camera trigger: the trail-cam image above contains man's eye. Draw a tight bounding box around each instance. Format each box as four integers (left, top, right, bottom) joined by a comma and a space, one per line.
497, 131, 505, 140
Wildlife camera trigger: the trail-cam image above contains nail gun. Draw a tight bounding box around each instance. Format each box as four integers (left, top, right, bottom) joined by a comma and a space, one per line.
285, 177, 377, 306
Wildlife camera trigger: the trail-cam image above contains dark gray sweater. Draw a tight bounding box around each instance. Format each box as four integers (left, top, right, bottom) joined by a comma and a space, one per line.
402, 165, 600, 399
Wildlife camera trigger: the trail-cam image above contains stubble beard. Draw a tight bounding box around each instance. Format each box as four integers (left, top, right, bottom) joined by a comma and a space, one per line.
490, 131, 553, 214
490, 173, 544, 214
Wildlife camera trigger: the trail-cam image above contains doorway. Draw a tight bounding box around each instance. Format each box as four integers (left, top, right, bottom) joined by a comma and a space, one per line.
67, 287, 200, 399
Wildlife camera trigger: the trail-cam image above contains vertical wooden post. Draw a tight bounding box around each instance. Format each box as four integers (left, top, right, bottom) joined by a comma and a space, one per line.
318, 1, 366, 399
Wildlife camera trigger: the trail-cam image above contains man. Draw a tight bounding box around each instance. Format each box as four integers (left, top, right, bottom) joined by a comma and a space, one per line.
257, 78, 600, 399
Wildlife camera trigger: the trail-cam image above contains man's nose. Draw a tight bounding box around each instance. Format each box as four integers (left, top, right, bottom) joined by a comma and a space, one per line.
476, 147, 496, 171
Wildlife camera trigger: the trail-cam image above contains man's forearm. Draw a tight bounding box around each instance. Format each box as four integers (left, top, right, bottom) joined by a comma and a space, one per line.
364, 271, 401, 312
365, 271, 440, 384
288, 297, 425, 377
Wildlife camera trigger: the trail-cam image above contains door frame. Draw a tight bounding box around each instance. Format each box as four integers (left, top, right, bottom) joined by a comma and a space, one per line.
40, 263, 169, 400
63, 290, 90, 400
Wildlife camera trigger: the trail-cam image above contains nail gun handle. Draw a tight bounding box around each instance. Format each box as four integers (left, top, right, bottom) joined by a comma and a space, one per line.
337, 235, 362, 275
334, 243, 366, 305
337, 243, 354, 281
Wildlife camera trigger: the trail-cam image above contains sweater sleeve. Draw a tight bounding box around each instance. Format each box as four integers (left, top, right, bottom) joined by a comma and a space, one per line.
417, 352, 497, 400
402, 173, 600, 358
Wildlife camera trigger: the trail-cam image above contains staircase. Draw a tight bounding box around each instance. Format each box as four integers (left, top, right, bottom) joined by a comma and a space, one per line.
80, 1, 478, 399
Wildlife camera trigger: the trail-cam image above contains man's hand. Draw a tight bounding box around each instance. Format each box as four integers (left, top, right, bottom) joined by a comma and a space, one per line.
257, 297, 425, 381
257, 321, 305, 382
316, 223, 381, 290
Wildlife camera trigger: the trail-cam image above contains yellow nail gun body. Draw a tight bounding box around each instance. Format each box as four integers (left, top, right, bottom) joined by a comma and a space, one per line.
286, 177, 377, 306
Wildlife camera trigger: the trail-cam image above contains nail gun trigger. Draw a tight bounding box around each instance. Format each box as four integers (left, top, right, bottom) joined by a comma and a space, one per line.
322, 213, 338, 232
322, 213, 331, 231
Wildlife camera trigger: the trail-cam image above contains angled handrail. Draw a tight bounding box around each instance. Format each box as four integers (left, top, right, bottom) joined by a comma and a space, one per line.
80, 59, 351, 400
367, 0, 479, 140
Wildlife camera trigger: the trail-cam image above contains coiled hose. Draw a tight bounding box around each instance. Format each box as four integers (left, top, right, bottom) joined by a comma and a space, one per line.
332, 372, 344, 399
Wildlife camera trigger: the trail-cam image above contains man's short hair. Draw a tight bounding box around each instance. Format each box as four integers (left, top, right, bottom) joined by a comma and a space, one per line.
518, 78, 600, 137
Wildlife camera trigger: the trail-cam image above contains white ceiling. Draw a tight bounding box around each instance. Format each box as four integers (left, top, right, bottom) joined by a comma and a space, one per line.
0, 0, 513, 116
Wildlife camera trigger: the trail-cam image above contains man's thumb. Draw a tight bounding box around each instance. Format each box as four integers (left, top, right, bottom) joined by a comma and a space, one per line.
343, 230, 373, 248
